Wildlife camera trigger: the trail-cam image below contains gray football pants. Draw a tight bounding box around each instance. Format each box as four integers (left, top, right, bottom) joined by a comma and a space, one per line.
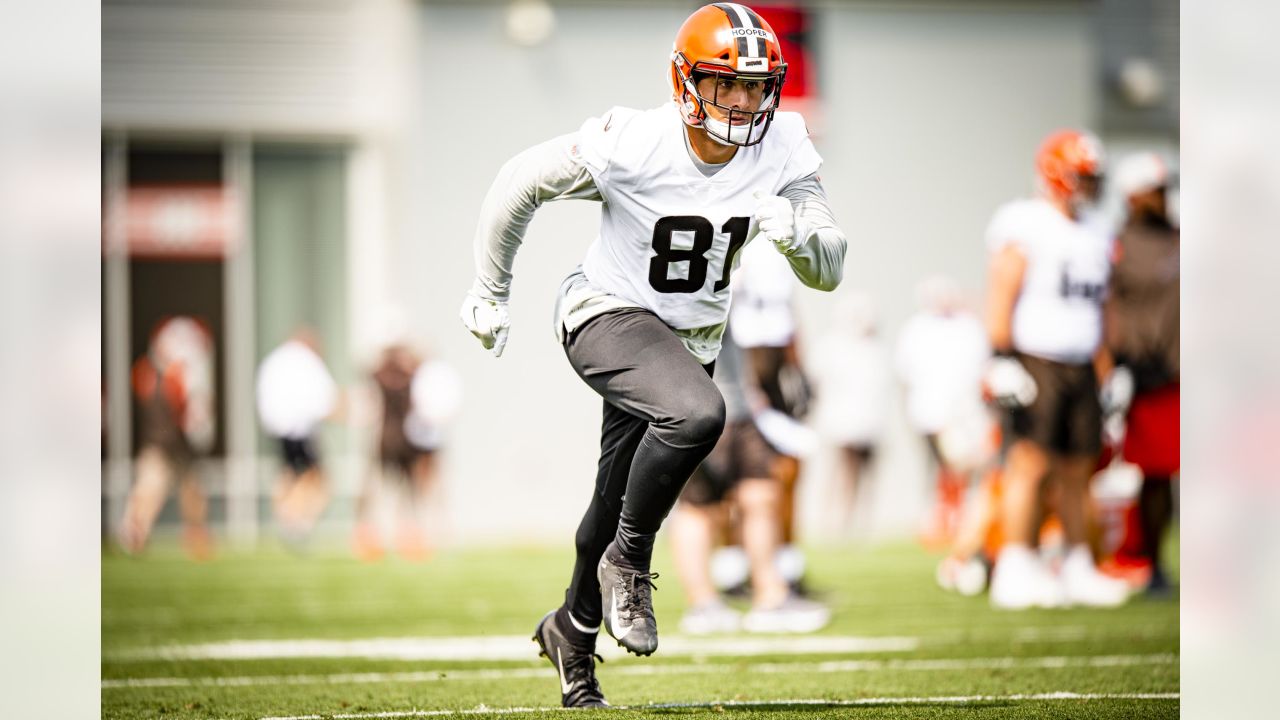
561, 308, 726, 628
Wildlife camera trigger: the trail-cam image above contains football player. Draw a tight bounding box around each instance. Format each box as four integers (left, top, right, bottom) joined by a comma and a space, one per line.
460, 3, 845, 707
1105, 152, 1179, 594
669, 327, 830, 637
895, 275, 992, 548
983, 130, 1130, 609
256, 328, 339, 548
119, 316, 216, 559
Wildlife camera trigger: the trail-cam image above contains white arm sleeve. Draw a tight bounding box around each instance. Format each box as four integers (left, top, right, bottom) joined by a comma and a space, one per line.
472, 133, 602, 301
777, 173, 847, 292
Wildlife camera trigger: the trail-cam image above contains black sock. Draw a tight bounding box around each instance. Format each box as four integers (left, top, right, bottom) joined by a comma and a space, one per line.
555, 605, 598, 648
1139, 476, 1173, 577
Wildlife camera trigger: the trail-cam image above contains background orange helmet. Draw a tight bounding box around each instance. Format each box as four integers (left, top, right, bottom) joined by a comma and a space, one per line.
1036, 129, 1106, 203
669, 3, 787, 147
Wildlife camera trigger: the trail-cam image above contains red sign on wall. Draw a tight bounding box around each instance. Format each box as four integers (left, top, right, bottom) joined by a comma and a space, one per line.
122, 185, 237, 259
752, 4, 822, 134
753, 4, 815, 101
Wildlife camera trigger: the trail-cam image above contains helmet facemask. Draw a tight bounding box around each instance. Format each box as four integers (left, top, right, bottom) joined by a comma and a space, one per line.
674, 51, 786, 147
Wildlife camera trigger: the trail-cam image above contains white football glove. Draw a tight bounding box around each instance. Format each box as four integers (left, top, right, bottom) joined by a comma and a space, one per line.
752, 191, 801, 255
1099, 365, 1135, 417
1102, 411, 1127, 448
459, 290, 510, 357
983, 356, 1038, 409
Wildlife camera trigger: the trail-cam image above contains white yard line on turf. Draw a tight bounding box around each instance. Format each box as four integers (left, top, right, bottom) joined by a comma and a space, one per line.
102, 652, 1176, 689
926, 624, 1171, 643
105, 624, 1176, 664
255, 693, 1180, 720
105, 634, 918, 662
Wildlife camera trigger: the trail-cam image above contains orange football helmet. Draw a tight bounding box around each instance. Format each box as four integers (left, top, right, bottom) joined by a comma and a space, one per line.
1036, 129, 1106, 205
669, 3, 787, 147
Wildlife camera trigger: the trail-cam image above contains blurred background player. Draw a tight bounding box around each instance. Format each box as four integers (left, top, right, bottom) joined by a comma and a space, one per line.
809, 292, 891, 537
355, 341, 463, 561
670, 329, 830, 636
401, 352, 463, 551
354, 338, 419, 560
895, 275, 993, 548
119, 316, 216, 559
729, 234, 819, 593
256, 327, 339, 546
1103, 151, 1180, 595
983, 129, 1130, 609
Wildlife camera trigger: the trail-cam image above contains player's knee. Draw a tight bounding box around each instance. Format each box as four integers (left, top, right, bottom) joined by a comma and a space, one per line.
675, 391, 726, 447
1007, 439, 1050, 480
737, 479, 779, 513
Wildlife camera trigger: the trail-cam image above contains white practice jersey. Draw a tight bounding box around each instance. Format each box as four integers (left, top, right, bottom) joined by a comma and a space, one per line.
895, 311, 990, 434
810, 331, 892, 445
575, 103, 820, 330
472, 102, 845, 365
256, 340, 337, 440
986, 197, 1112, 364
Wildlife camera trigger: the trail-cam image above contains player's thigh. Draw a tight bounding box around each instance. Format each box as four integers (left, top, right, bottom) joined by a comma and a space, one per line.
1008, 353, 1069, 452
734, 421, 778, 484
565, 308, 719, 425
736, 476, 781, 515
1004, 437, 1051, 482
1066, 363, 1102, 457
133, 445, 173, 494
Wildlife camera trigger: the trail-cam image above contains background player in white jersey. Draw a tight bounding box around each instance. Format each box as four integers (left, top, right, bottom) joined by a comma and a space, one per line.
728, 235, 820, 592
896, 275, 992, 548
460, 3, 846, 707
810, 292, 892, 537
669, 328, 830, 636
983, 129, 1130, 610
256, 327, 339, 547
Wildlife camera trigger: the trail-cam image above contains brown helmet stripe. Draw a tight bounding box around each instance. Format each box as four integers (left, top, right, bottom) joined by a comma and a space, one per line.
741, 6, 769, 58
713, 3, 752, 59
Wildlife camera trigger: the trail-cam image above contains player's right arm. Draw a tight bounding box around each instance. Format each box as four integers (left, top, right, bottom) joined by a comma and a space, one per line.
982, 204, 1037, 408
984, 243, 1025, 353
463, 133, 602, 357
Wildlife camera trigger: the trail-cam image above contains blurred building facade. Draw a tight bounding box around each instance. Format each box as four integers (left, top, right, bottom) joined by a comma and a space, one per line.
102, 0, 415, 544
102, 0, 1178, 546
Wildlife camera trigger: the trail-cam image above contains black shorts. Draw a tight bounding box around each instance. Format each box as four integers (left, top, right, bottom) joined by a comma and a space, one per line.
840, 443, 875, 466
380, 447, 434, 480
280, 437, 319, 474
682, 419, 778, 507
1006, 353, 1102, 456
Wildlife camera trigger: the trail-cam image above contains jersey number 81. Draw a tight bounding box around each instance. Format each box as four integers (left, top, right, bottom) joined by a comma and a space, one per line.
647, 215, 750, 294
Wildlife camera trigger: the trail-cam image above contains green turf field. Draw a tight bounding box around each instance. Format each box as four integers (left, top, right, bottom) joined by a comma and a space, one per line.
102, 539, 1178, 719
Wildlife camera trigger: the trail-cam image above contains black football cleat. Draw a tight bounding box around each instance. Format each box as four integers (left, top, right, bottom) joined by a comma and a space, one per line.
597, 554, 660, 656
532, 610, 608, 709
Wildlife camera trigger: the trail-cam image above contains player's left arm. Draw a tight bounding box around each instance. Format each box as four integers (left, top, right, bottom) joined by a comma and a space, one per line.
762, 173, 847, 291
